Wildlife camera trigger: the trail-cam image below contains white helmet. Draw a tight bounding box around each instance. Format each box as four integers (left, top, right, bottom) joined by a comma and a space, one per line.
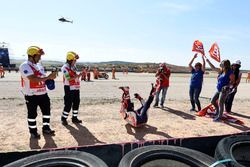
233, 60, 241, 66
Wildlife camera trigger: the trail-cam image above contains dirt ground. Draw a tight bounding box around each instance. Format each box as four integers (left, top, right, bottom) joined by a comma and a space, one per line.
0, 72, 250, 152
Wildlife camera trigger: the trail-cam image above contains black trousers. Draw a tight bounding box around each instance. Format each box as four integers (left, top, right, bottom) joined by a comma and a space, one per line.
136, 95, 154, 124
25, 94, 51, 133
62, 86, 80, 119
225, 91, 237, 112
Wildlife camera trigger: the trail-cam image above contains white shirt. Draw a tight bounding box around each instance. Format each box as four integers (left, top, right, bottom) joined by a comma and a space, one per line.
19, 61, 47, 96
61, 63, 80, 90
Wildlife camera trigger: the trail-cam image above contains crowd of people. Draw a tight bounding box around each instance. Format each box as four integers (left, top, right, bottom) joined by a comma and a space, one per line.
17, 45, 243, 138
188, 54, 242, 122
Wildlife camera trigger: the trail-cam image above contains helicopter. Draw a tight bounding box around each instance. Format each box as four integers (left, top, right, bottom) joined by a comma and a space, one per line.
58, 17, 73, 23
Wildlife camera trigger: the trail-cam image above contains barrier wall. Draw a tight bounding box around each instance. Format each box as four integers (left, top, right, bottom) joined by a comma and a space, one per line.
1, 131, 249, 167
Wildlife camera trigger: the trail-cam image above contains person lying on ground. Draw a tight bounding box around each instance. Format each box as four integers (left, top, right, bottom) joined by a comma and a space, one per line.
119, 84, 156, 127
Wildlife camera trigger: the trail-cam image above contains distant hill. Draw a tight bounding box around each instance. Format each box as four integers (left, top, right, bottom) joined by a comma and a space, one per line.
98, 61, 134, 64
77, 61, 190, 73
9, 59, 190, 73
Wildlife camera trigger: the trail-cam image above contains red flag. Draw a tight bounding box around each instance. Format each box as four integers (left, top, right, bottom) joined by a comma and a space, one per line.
192, 40, 205, 56
209, 43, 220, 62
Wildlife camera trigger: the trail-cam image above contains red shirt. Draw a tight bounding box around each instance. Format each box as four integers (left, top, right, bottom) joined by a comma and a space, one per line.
156, 67, 171, 87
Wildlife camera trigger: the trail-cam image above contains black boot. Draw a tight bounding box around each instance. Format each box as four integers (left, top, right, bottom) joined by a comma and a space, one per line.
30, 132, 41, 139
42, 126, 55, 135
61, 117, 68, 126
72, 117, 82, 124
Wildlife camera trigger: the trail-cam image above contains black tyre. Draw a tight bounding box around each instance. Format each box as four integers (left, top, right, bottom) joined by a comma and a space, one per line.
119, 145, 225, 167
103, 73, 109, 79
4, 150, 108, 167
215, 135, 250, 167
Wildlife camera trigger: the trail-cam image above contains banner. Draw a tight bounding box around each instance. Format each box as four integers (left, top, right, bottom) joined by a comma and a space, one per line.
209, 43, 220, 62
192, 40, 205, 56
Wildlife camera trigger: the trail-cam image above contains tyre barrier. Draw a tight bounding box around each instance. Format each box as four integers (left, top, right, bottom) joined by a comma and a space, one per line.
3, 150, 108, 167
119, 145, 225, 167
1, 132, 249, 167
215, 135, 250, 167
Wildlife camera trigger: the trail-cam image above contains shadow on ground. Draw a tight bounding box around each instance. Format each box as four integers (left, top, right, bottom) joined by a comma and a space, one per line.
125, 123, 172, 141
65, 123, 105, 146
162, 107, 196, 120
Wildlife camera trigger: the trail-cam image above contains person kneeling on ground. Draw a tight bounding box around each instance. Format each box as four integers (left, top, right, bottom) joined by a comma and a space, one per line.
119, 84, 156, 127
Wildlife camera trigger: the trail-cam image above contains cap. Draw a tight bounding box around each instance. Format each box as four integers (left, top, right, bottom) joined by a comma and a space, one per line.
232, 60, 241, 66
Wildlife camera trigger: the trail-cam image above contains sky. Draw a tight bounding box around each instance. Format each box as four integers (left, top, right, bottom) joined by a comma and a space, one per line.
1, 0, 250, 69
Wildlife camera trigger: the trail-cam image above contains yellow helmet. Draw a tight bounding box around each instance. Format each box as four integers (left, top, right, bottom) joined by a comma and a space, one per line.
27, 46, 44, 56
66, 51, 79, 61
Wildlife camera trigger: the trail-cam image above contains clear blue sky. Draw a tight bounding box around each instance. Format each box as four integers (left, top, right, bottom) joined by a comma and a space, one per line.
1, 0, 250, 69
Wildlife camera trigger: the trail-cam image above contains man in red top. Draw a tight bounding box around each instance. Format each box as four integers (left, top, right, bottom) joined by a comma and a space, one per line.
0, 65, 5, 78
86, 65, 91, 81
81, 66, 87, 81
93, 67, 99, 79
153, 63, 171, 108
112, 65, 116, 79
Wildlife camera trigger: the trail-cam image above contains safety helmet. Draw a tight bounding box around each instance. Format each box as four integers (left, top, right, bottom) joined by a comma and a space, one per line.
66, 51, 78, 61
27, 46, 44, 56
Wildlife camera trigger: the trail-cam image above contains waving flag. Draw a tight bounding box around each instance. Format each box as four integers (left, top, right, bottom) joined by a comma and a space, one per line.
209, 43, 220, 62
192, 40, 205, 56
